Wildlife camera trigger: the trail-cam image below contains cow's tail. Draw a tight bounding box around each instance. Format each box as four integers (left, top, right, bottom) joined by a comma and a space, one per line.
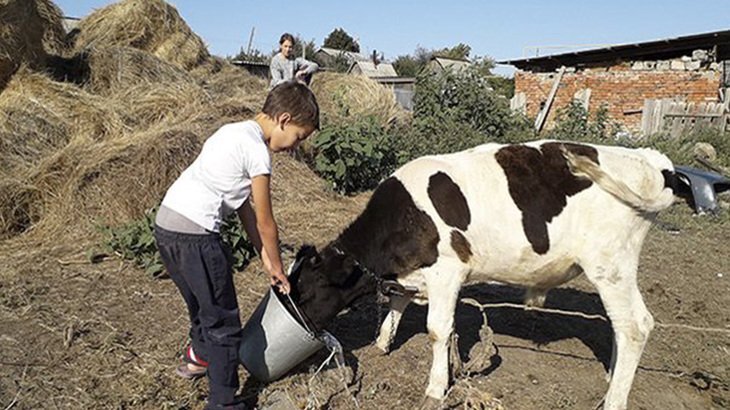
561, 146, 674, 213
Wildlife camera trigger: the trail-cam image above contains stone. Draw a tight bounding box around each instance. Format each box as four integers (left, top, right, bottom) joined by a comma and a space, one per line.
685, 60, 701, 71
692, 49, 709, 62
671, 60, 686, 70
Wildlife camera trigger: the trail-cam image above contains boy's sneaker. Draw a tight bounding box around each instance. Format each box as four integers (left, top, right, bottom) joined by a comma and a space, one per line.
175, 345, 208, 379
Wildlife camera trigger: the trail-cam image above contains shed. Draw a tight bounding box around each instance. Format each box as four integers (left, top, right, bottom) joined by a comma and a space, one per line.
499, 29, 730, 135
348, 61, 398, 78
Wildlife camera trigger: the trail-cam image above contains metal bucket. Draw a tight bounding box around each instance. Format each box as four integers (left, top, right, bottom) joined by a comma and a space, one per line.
239, 288, 325, 382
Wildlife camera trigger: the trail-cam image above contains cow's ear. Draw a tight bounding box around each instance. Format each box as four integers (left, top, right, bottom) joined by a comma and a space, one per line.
296, 244, 318, 260
309, 253, 322, 268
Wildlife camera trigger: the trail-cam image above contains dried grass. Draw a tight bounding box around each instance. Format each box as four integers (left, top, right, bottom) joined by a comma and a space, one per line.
72, 0, 210, 70
309, 72, 410, 128
82, 46, 195, 95
0, 68, 123, 174
0, 0, 67, 88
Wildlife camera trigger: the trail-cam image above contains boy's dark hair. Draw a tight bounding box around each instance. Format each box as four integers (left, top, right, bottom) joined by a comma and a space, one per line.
263, 81, 320, 129
279, 33, 295, 45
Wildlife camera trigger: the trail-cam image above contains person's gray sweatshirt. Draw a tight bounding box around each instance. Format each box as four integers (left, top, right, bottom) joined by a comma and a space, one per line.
269, 53, 318, 88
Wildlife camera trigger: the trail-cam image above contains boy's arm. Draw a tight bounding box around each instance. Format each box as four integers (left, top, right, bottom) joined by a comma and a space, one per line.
236, 197, 262, 253
250, 174, 290, 293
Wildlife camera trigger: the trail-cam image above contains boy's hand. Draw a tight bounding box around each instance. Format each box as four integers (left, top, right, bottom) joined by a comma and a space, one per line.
270, 269, 291, 294
262, 247, 290, 294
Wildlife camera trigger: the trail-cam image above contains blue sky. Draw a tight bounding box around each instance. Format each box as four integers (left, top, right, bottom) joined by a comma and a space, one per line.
56, 0, 729, 76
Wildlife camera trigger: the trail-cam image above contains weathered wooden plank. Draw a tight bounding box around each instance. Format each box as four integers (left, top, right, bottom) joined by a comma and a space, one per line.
534, 66, 565, 133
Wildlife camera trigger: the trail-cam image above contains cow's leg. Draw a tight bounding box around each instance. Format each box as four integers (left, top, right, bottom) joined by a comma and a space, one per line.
375, 293, 412, 353
423, 264, 465, 402
586, 263, 654, 410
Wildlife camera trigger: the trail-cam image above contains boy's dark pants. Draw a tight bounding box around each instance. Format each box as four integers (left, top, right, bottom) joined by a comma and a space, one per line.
154, 226, 242, 406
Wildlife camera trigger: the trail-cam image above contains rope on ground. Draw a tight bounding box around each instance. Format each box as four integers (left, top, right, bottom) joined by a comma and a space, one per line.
459, 298, 730, 335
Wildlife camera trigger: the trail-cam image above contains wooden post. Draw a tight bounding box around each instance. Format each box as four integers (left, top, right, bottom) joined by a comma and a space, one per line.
534, 66, 565, 133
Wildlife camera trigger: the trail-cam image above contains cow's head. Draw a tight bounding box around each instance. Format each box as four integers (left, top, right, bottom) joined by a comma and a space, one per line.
284, 244, 378, 332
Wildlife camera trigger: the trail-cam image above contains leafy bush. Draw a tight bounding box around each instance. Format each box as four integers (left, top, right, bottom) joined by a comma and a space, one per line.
394, 67, 525, 162
545, 101, 621, 143
97, 207, 256, 278
309, 116, 400, 194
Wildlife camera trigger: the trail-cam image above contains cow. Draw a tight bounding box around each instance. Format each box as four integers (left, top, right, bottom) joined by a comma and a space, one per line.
284, 140, 691, 410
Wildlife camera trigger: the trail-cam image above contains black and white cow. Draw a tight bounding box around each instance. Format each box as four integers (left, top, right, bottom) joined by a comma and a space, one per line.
285, 140, 690, 410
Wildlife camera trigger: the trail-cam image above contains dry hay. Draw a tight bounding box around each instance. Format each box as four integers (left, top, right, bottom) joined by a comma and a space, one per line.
309, 72, 410, 128
111, 80, 211, 130
81, 46, 195, 95
0, 177, 41, 239
0, 68, 123, 175
199, 63, 268, 121
270, 153, 368, 246
0, 0, 68, 88
73, 0, 210, 71
6, 128, 202, 239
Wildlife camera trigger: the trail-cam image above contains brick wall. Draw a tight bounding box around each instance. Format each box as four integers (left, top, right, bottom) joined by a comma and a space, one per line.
514, 60, 723, 132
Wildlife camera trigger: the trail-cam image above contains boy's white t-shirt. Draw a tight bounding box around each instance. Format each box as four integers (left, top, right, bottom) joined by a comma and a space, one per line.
161, 120, 271, 232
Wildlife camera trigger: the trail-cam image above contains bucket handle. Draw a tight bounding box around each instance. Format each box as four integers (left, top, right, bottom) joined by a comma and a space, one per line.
285, 292, 315, 335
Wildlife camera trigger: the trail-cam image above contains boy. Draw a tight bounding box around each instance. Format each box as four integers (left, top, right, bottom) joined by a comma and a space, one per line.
154, 81, 319, 410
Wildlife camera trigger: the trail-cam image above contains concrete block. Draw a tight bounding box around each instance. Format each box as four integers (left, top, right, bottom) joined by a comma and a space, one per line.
656, 60, 671, 70
692, 49, 709, 62
671, 60, 686, 70
680, 55, 692, 62
685, 60, 701, 71
644, 61, 656, 70
631, 61, 645, 70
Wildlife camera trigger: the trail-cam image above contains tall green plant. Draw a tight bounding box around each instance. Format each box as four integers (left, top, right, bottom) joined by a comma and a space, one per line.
310, 116, 399, 194
97, 208, 256, 278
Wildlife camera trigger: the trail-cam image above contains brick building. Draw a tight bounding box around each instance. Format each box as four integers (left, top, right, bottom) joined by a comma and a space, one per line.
500, 30, 730, 135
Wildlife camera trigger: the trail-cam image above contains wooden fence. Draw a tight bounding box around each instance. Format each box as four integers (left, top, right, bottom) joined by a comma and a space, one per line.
641, 97, 729, 137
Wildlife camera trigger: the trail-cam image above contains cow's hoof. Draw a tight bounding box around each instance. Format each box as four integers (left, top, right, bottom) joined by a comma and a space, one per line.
419, 396, 443, 410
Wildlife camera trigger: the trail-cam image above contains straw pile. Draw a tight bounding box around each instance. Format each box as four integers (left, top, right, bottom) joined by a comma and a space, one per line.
310, 72, 410, 128
0, 0, 68, 88
0, 68, 123, 174
72, 0, 210, 70
82, 46, 195, 95
0, 0, 372, 243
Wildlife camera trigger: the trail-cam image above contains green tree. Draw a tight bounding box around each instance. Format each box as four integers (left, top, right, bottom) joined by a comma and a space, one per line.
231, 46, 269, 63
323, 28, 360, 52
292, 36, 318, 59
393, 47, 432, 76
432, 43, 471, 60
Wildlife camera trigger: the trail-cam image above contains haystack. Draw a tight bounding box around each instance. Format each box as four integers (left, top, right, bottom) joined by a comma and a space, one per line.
309, 72, 410, 128
73, 0, 210, 71
0, 0, 68, 88
82, 46, 195, 95
0, 68, 123, 175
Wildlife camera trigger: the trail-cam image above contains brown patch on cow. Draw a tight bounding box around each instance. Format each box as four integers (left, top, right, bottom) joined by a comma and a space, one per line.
428, 171, 471, 230
450, 230, 472, 263
339, 177, 440, 277
495, 142, 599, 254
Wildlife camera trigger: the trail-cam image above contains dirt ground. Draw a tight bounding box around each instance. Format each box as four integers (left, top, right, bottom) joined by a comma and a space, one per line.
0, 196, 728, 409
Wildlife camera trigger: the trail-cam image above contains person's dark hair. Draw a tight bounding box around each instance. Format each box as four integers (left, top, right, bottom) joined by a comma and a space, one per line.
263, 81, 320, 130
279, 33, 295, 45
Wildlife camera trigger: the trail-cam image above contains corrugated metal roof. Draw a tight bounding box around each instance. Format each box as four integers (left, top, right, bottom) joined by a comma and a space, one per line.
316, 47, 370, 62
499, 29, 730, 71
348, 61, 398, 78
431, 57, 472, 71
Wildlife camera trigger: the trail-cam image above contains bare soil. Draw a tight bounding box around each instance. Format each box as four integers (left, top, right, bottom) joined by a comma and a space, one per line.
1, 202, 728, 410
